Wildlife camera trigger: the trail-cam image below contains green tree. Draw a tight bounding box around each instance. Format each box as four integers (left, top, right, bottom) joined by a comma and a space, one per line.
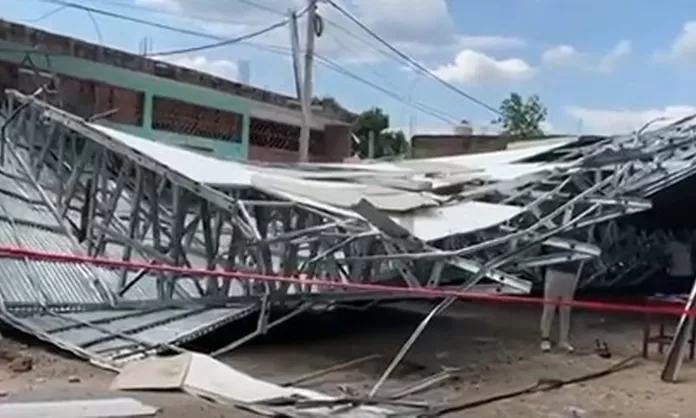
494, 93, 548, 138
352, 107, 409, 158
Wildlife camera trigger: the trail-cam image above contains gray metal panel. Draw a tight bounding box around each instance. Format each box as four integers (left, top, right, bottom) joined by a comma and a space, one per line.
0, 223, 108, 305
0, 194, 59, 228
14, 305, 259, 366
0, 258, 44, 304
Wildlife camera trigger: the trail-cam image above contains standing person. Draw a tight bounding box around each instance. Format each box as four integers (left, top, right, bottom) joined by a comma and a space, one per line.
662, 229, 694, 295
540, 249, 583, 353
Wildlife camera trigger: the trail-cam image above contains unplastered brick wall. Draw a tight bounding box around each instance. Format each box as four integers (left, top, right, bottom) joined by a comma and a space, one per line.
411, 135, 510, 158
151, 96, 243, 142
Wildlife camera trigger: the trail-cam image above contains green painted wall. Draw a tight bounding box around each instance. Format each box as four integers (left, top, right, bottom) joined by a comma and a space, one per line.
0, 41, 249, 160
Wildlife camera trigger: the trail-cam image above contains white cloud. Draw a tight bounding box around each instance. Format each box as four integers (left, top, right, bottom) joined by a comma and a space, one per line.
597, 40, 632, 73
542, 44, 583, 68
658, 21, 696, 64
154, 55, 239, 81
566, 105, 696, 134
354, 0, 455, 47
542, 40, 631, 73
136, 0, 527, 64
456, 35, 527, 51
136, 0, 182, 13
432, 50, 535, 85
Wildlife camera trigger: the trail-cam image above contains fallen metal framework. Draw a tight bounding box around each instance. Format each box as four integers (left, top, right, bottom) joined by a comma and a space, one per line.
1, 89, 695, 380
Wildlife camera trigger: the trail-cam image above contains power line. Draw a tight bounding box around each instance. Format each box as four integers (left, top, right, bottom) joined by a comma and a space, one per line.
321, 17, 405, 68
35, 0, 292, 56
23, 5, 69, 22
145, 19, 290, 57
27, 2, 104, 48
80, 0, 427, 85
81, 0, 287, 22
318, 33, 457, 124
35, 0, 286, 41
325, 0, 502, 117
84, 9, 103, 44
226, 41, 458, 124
15, 1, 458, 124
315, 55, 459, 125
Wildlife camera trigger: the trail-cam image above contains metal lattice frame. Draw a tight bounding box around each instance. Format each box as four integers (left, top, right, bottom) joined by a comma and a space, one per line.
2, 90, 657, 317
12, 88, 696, 379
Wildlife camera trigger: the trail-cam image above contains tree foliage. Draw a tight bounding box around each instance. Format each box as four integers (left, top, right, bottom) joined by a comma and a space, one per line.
352, 107, 409, 158
494, 93, 548, 138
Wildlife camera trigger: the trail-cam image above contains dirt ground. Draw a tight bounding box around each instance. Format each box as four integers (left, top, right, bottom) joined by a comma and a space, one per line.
0, 301, 695, 417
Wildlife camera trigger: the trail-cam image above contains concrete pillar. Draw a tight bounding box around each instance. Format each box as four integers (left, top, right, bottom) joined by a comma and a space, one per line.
323, 124, 352, 162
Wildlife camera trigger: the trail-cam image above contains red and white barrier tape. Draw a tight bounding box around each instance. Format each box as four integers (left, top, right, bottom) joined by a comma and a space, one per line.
0, 244, 692, 316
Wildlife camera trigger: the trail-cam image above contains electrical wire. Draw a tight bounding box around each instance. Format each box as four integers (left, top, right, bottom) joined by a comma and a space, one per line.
70, 0, 420, 79
82, 0, 287, 22
237, 42, 458, 124
321, 17, 406, 69
0, 42, 456, 124
35, 0, 296, 42
85, 9, 103, 44
15, 1, 458, 125
315, 53, 459, 125
144, 19, 291, 57
34, 0, 294, 56
25, 1, 103, 45
326, 0, 503, 117
23, 5, 69, 22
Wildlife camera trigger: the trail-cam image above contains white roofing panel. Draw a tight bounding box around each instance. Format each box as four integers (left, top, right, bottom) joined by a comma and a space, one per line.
482, 162, 569, 181
301, 139, 575, 182
251, 173, 439, 212
419, 139, 576, 167
88, 124, 255, 187
390, 201, 523, 242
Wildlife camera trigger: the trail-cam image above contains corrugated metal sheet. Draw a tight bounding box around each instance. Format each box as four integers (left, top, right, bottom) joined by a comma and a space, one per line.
0, 152, 262, 369
0, 222, 107, 306
14, 305, 260, 366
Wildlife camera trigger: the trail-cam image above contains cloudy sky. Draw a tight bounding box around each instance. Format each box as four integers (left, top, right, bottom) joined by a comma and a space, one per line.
5, 0, 696, 135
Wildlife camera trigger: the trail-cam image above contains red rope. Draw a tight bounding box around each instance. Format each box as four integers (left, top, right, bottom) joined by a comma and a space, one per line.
0, 244, 692, 316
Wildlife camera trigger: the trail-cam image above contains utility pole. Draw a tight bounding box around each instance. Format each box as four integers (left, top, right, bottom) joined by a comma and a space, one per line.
298, 0, 318, 163
288, 9, 302, 99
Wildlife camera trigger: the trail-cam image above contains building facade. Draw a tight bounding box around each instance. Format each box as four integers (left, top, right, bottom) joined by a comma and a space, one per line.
0, 19, 353, 163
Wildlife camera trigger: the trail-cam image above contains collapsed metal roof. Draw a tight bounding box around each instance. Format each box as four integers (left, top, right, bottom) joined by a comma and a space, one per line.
0, 89, 690, 378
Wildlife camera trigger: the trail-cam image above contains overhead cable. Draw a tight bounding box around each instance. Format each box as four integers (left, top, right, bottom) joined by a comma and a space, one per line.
23, 5, 69, 23
62, 0, 287, 23
22, 1, 457, 124
326, 0, 502, 117
144, 19, 291, 57
37, 0, 297, 47
314, 50, 459, 124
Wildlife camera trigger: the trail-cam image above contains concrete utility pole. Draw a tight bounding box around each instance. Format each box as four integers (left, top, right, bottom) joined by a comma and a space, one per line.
288, 9, 302, 99
298, 0, 318, 163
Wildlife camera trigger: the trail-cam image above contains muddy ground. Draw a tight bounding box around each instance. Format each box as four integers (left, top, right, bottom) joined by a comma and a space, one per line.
0, 300, 694, 417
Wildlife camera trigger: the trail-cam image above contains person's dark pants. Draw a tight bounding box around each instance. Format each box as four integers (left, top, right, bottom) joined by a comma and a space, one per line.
651, 274, 695, 295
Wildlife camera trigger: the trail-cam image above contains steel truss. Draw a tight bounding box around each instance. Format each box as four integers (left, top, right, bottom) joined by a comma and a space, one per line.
0, 90, 655, 363
6, 88, 694, 379
368, 115, 696, 395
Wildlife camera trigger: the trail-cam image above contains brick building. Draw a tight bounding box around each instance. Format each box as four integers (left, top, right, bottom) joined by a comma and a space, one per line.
410, 134, 510, 158
0, 19, 354, 163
